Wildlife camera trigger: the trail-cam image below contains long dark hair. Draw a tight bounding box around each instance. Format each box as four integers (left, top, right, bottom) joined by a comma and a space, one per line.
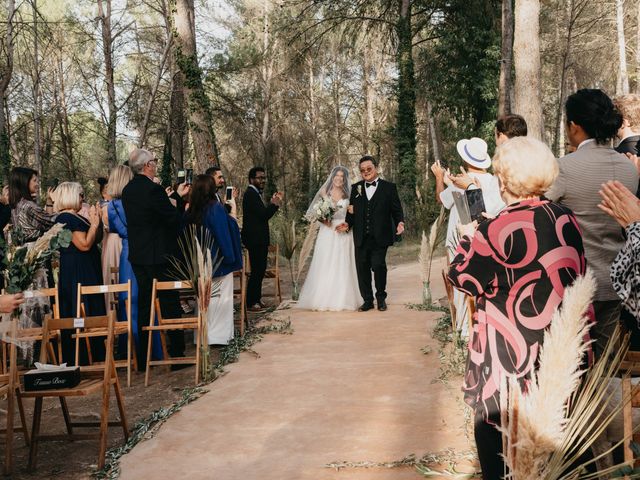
565, 89, 622, 144
9, 167, 37, 208
185, 174, 218, 225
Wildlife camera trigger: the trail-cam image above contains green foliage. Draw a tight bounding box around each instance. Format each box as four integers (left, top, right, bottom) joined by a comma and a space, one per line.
418, 0, 501, 135
160, 134, 174, 187
0, 130, 10, 184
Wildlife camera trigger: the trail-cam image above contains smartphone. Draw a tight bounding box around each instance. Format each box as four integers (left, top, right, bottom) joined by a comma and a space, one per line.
466, 189, 486, 223
177, 169, 186, 184
225, 186, 233, 201
185, 168, 193, 185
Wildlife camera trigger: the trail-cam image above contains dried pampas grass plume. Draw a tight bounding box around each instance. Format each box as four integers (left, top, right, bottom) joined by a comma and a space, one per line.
296, 222, 319, 285
502, 270, 596, 479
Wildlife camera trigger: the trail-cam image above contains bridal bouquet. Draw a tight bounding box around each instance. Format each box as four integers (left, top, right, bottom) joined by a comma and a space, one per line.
307, 197, 337, 223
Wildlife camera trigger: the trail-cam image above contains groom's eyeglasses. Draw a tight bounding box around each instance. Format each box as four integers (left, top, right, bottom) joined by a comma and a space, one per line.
360, 166, 375, 174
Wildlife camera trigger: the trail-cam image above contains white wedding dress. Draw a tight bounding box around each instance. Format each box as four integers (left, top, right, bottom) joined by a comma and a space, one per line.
297, 199, 363, 311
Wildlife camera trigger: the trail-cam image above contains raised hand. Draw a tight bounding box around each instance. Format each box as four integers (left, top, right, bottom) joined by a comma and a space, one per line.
598, 180, 640, 228
177, 183, 191, 198
396, 222, 405, 235
88, 204, 101, 228
457, 220, 478, 239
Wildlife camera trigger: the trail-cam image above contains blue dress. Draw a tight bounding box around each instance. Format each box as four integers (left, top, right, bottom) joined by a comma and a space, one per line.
108, 200, 163, 360
57, 212, 106, 365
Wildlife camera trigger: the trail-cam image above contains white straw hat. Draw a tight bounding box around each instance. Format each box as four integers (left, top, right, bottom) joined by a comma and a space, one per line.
456, 137, 492, 169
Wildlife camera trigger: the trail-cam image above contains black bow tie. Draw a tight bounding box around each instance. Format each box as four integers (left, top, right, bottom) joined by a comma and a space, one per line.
366, 181, 377, 188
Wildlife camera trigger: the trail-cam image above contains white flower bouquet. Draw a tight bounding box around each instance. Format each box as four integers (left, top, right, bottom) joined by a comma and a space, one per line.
307, 197, 337, 223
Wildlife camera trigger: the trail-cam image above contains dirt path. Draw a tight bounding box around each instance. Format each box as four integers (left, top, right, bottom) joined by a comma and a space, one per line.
118, 259, 473, 479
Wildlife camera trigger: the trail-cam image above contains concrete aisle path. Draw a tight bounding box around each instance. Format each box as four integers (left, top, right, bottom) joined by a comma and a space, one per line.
118, 259, 472, 479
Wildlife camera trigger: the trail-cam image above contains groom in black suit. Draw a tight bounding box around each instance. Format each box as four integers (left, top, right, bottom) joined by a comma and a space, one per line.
341, 156, 404, 311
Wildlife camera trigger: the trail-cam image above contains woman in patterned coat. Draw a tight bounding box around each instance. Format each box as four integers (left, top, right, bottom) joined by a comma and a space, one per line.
447, 137, 587, 479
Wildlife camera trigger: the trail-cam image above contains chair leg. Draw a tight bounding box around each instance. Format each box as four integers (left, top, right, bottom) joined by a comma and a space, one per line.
4, 385, 15, 475
126, 331, 132, 388
277, 274, 282, 304
75, 329, 81, 366
59, 397, 73, 436
144, 328, 154, 387
85, 337, 93, 365
195, 317, 201, 385
113, 373, 129, 440
97, 381, 111, 470
46, 342, 57, 365
28, 397, 43, 472
16, 389, 29, 446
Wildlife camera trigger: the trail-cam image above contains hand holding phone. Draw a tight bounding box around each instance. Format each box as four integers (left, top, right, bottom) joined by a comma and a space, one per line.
225, 186, 233, 201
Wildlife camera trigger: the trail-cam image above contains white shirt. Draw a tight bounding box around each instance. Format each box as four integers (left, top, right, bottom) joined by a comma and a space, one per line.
577, 138, 596, 150
364, 177, 379, 200
439, 172, 505, 250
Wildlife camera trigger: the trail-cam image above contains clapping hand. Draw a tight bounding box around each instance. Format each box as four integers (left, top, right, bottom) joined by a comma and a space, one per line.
396, 222, 405, 235
271, 192, 284, 206
598, 180, 640, 228
88, 203, 101, 228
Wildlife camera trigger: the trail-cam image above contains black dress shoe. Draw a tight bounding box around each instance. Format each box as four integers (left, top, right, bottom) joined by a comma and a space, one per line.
358, 302, 374, 312
377, 301, 387, 311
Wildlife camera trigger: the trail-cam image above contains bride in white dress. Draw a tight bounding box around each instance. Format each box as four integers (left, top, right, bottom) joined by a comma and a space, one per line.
297, 167, 363, 311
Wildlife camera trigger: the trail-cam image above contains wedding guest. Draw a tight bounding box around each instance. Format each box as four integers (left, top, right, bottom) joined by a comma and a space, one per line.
495, 113, 528, 146
106, 165, 163, 360
448, 137, 587, 479
431, 137, 504, 251
122, 148, 190, 371
9, 167, 55, 244
54, 182, 106, 365
97, 177, 110, 206
614, 94, 640, 155
101, 171, 122, 288
206, 165, 238, 217
184, 175, 242, 345
546, 88, 639, 358
241, 167, 282, 312
599, 181, 640, 343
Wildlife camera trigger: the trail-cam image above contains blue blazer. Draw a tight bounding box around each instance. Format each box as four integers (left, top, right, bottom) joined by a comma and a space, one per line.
203, 203, 243, 277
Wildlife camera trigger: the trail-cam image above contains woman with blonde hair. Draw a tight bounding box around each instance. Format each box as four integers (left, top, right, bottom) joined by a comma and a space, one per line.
447, 137, 588, 478
101, 168, 128, 287
54, 181, 105, 364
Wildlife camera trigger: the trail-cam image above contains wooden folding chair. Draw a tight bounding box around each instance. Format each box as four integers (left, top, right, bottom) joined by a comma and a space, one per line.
108, 267, 120, 310
621, 351, 640, 470
75, 281, 137, 387
244, 245, 282, 306
22, 312, 128, 471
2, 287, 62, 369
233, 259, 247, 336
143, 280, 200, 386
0, 319, 30, 475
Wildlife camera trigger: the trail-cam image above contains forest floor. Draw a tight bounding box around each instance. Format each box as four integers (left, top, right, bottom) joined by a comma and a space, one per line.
3, 241, 478, 479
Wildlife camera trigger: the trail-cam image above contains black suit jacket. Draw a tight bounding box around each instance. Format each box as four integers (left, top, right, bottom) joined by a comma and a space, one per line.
121, 174, 184, 266
241, 187, 279, 248
345, 179, 404, 248
616, 135, 640, 155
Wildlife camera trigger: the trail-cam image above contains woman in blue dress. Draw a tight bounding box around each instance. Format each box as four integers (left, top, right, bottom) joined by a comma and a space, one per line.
107, 165, 163, 361
54, 182, 106, 365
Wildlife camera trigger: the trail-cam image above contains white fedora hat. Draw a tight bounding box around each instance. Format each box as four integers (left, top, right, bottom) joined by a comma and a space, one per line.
456, 137, 491, 169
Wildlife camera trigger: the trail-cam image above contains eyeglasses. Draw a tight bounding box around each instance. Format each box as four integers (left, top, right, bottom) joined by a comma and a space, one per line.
79, 192, 85, 198
360, 167, 375, 173
255, 175, 267, 180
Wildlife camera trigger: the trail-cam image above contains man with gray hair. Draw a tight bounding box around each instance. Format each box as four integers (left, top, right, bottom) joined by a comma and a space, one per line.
122, 148, 191, 371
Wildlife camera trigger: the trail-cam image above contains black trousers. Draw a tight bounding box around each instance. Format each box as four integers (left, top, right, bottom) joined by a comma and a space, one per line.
246, 244, 268, 306
132, 263, 185, 371
354, 236, 388, 305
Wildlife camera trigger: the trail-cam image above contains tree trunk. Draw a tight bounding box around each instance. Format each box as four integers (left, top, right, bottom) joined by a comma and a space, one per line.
260, 0, 277, 193
498, 0, 514, 117
172, 0, 219, 172
553, 0, 574, 156
307, 55, 319, 198
362, 44, 375, 153
0, 0, 15, 182
426, 101, 441, 166
97, 0, 117, 168
32, 0, 42, 186
55, 56, 77, 179
139, 38, 172, 147
395, 0, 417, 226
513, 0, 544, 139
616, 0, 630, 95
